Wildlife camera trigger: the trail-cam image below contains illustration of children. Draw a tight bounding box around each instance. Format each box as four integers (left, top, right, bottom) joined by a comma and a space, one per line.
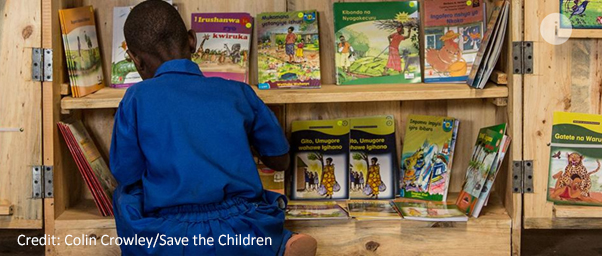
296, 39, 305, 63
285, 26, 297, 63
551, 174, 586, 200
337, 35, 354, 73
383, 24, 411, 76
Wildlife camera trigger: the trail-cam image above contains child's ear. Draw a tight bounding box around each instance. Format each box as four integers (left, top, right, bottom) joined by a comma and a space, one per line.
187, 29, 197, 54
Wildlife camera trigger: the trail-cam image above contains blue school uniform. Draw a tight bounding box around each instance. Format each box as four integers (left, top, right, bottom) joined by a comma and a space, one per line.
110, 59, 292, 255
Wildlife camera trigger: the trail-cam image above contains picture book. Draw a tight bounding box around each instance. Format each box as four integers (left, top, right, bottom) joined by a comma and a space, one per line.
547, 112, 602, 206
257, 10, 320, 89
333, 1, 421, 85
423, 0, 486, 83
456, 123, 507, 215
257, 162, 285, 195
467, 1, 510, 89
290, 119, 350, 200
285, 201, 349, 220
349, 116, 397, 200
347, 200, 401, 220
111, 6, 138, 88
471, 134, 511, 217
59, 6, 105, 98
191, 13, 253, 83
400, 115, 459, 201
58, 120, 117, 216
391, 199, 468, 222
560, 0, 602, 29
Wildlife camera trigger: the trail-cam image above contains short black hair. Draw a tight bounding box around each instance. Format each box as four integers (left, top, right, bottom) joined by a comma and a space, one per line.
571, 174, 581, 180
124, 0, 188, 54
288, 26, 295, 31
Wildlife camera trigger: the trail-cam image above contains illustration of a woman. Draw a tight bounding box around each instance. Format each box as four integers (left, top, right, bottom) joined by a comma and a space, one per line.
321, 158, 336, 199
367, 157, 382, 199
383, 24, 411, 76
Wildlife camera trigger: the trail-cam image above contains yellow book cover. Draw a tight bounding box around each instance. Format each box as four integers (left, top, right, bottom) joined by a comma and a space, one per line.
59, 6, 105, 97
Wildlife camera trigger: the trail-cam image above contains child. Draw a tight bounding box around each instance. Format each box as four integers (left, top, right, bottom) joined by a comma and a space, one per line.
110, 1, 316, 255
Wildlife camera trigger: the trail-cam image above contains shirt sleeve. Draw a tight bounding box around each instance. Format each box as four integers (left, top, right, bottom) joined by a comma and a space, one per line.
243, 85, 289, 157
110, 94, 146, 186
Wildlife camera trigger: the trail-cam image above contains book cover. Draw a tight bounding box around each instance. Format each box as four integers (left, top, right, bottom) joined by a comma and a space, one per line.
191, 13, 253, 83
290, 119, 349, 200
285, 201, 349, 220
392, 199, 468, 222
257, 10, 320, 89
257, 163, 285, 195
400, 115, 458, 201
423, 0, 486, 83
347, 200, 400, 220
467, 1, 509, 89
456, 123, 506, 215
59, 6, 105, 98
472, 135, 511, 217
349, 116, 397, 199
111, 6, 140, 88
547, 112, 602, 206
333, 1, 421, 85
560, 0, 602, 29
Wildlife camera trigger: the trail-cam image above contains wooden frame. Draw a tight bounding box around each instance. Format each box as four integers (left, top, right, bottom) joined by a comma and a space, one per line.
39, 0, 522, 255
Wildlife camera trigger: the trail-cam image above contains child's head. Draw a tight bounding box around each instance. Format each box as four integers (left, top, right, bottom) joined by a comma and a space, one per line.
571, 174, 582, 189
124, 0, 197, 79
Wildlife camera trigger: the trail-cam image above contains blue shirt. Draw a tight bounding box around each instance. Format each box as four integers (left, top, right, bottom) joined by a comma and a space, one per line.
110, 59, 289, 213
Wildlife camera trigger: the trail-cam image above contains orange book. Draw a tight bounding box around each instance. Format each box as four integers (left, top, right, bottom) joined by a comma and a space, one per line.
59, 6, 105, 98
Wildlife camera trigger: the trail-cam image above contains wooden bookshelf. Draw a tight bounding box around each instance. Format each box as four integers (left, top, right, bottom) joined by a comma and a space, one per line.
61, 82, 508, 110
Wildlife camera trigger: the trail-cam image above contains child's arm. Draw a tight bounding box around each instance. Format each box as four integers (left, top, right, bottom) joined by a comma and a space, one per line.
243, 85, 290, 171
110, 91, 146, 187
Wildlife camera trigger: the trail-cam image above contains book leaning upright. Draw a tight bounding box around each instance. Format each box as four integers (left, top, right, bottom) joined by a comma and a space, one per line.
467, 0, 510, 89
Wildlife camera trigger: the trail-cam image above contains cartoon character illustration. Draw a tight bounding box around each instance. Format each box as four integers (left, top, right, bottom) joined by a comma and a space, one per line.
285, 26, 297, 63
403, 147, 427, 190
321, 158, 337, 199
224, 43, 242, 64
552, 152, 601, 198
383, 23, 411, 76
337, 35, 355, 73
570, 0, 590, 19
296, 39, 305, 62
426, 30, 466, 77
366, 157, 383, 199
430, 154, 449, 182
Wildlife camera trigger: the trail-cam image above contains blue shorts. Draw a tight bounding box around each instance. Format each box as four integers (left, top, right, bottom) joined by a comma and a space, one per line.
113, 184, 292, 255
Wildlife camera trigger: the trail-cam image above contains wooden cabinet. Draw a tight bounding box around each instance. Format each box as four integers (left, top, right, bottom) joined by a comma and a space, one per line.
0, 0, 547, 255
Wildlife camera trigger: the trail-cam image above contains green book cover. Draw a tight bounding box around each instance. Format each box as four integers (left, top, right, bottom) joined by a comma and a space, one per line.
349, 116, 397, 200
290, 119, 349, 200
333, 1, 421, 85
400, 115, 458, 201
257, 10, 321, 89
456, 123, 506, 215
548, 112, 602, 206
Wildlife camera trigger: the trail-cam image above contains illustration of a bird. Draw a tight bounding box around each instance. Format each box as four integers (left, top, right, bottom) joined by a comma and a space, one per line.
552, 151, 562, 159
570, 0, 590, 19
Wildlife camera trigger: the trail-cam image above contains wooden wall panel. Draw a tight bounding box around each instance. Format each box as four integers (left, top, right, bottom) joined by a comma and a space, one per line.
524, 0, 602, 229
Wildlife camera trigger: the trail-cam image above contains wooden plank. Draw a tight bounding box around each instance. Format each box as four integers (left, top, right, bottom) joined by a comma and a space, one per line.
61, 83, 509, 110
490, 70, 508, 85
523, 0, 602, 229
0, 0, 43, 229
54, 228, 121, 255
558, 28, 602, 39
525, 217, 602, 229
0, 204, 13, 216
554, 205, 602, 219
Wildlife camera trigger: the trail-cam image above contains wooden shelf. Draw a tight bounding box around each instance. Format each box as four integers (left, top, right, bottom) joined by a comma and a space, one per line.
60, 82, 508, 110
55, 193, 509, 229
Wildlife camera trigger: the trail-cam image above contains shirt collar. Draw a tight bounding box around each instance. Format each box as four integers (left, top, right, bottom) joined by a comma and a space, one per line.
154, 59, 204, 78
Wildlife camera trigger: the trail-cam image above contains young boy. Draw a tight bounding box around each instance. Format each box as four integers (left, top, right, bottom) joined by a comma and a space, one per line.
110, 1, 316, 255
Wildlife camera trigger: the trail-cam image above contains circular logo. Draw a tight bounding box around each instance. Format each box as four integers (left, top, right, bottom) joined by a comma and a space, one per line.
298, 12, 304, 18
409, 1, 416, 7
245, 23, 252, 29
337, 120, 343, 126
386, 120, 393, 126
303, 12, 316, 23
466, 0, 472, 6
541, 13, 571, 45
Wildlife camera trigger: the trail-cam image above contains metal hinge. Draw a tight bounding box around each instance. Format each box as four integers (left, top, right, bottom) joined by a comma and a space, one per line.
32, 48, 53, 82
512, 160, 534, 194
512, 41, 533, 75
32, 166, 53, 199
